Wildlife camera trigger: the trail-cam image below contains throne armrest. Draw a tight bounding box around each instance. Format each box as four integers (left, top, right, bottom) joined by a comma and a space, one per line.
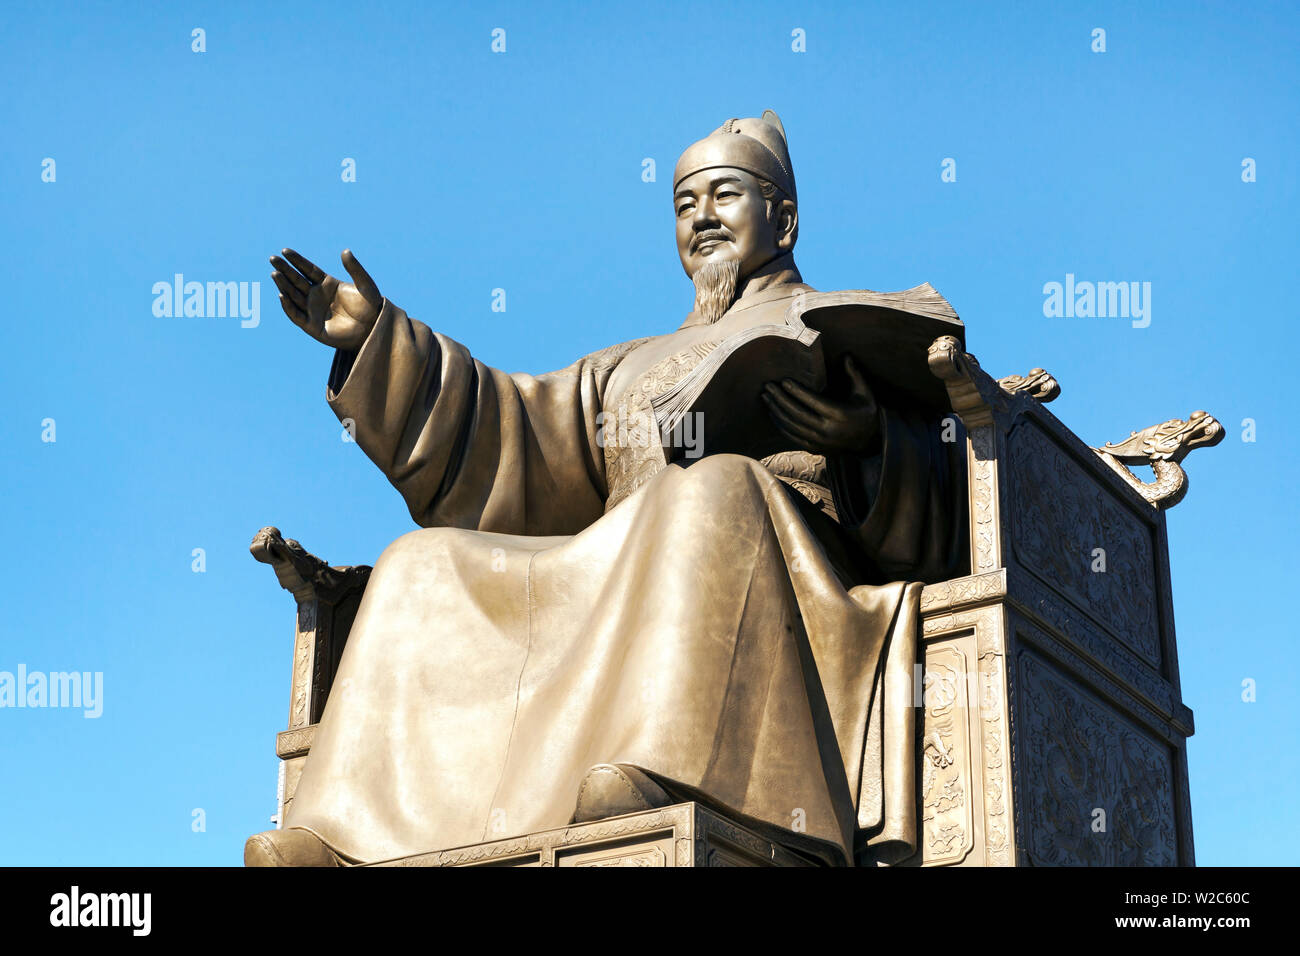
251, 527, 371, 824
250, 526, 371, 730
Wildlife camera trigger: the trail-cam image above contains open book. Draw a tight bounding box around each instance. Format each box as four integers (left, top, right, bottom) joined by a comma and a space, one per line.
651, 283, 963, 462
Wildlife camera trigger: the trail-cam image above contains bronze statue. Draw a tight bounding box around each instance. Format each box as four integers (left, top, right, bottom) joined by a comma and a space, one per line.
246, 111, 968, 867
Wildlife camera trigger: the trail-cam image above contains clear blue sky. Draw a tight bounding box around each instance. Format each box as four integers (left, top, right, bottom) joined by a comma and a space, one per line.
1, 1, 1295, 865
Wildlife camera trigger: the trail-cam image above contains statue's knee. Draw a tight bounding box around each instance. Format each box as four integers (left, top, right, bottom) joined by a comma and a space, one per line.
685, 453, 777, 492
678, 454, 777, 516
372, 527, 464, 578
682, 453, 766, 485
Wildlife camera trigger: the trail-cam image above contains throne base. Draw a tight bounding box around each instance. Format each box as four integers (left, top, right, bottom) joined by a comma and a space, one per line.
361, 802, 816, 868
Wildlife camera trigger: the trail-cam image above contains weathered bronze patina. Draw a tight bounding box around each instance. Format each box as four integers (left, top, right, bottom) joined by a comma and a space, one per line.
245, 113, 1035, 868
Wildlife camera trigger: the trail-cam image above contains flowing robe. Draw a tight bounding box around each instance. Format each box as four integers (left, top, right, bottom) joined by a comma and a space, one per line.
283, 281, 966, 865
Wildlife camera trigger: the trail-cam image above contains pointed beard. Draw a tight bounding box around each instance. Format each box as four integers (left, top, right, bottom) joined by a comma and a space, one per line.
692, 258, 741, 324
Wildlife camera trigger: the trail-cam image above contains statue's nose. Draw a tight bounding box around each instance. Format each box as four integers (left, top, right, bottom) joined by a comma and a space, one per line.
692, 197, 719, 228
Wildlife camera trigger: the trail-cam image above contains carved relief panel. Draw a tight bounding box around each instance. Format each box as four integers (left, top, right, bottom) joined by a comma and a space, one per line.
1008, 421, 1161, 668
917, 642, 978, 865
1016, 649, 1178, 866
909, 600, 1013, 867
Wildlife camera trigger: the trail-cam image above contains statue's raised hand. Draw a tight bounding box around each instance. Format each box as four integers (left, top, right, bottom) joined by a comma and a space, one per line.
270, 248, 383, 350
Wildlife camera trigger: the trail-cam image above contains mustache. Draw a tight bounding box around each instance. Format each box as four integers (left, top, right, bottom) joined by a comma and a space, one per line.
691, 229, 732, 252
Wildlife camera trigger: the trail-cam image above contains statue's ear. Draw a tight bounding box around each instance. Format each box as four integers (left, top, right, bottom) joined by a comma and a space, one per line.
776, 197, 798, 250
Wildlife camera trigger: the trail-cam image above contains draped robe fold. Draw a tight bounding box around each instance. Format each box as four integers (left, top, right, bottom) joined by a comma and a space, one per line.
283, 286, 966, 866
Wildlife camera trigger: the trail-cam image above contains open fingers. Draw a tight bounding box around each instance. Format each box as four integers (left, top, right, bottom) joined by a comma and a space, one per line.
269, 256, 309, 294
271, 270, 307, 312
282, 248, 327, 284
278, 293, 309, 328
341, 249, 382, 306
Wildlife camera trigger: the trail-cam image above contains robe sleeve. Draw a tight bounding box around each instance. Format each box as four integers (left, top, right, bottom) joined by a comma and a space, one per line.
325, 298, 637, 536
825, 406, 968, 584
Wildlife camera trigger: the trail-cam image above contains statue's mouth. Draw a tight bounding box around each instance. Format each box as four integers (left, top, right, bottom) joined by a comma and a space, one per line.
693, 232, 730, 253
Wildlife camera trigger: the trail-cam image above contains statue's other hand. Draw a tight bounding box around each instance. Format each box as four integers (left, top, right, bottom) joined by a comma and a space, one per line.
762, 355, 882, 456
270, 248, 383, 351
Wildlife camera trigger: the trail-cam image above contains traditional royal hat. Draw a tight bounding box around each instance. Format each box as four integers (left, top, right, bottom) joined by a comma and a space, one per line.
673, 109, 796, 201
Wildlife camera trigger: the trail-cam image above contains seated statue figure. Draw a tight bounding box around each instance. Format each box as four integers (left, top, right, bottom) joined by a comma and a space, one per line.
245, 111, 967, 867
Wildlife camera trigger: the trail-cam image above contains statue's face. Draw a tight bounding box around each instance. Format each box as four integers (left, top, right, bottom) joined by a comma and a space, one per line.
674, 168, 792, 281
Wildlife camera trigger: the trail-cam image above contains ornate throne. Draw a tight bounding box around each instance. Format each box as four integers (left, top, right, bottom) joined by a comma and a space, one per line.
252, 335, 1219, 867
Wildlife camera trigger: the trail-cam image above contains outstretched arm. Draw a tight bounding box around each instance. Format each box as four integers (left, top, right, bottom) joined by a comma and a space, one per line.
271, 248, 620, 536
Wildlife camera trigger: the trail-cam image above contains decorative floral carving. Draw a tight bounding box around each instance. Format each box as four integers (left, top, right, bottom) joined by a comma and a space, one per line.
919, 605, 1012, 866
980, 649, 1011, 864
276, 725, 316, 759
919, 646, 973, 865
1006, 568, 1173, 720
290, 617, 312, 730
1010, 422, 1160, 666
920, 570, 1005, 613
760, 450, 826, 483
576, 848, 665, 866
602, 343, 718, 509
1019, 652, 1176, 866
584, 336, 657, 375
968, 427, 999, 573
